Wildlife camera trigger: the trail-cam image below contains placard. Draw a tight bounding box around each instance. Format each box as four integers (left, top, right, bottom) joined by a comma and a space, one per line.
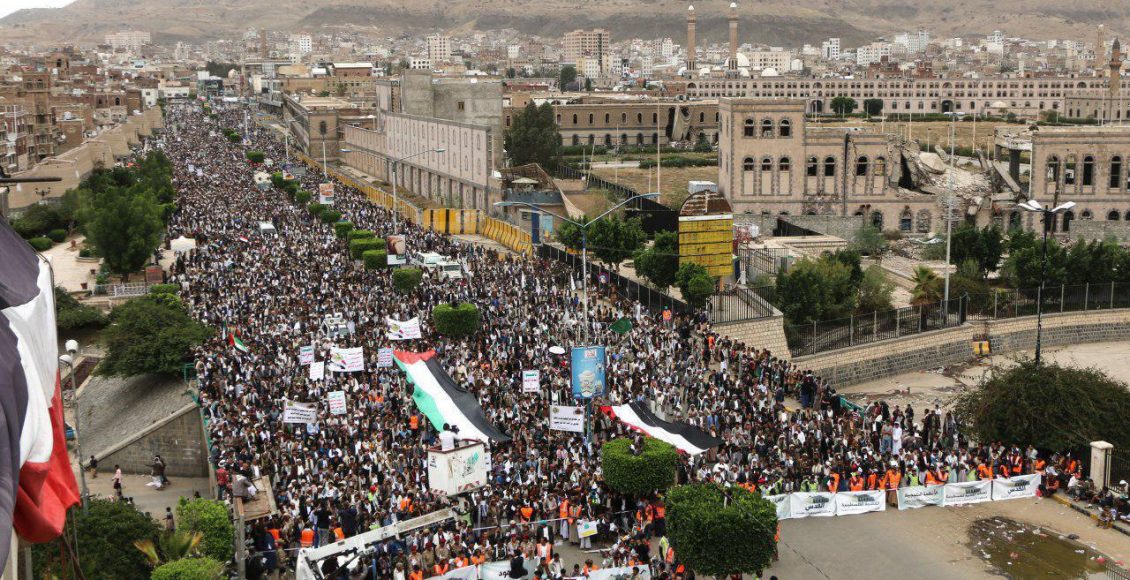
283, 401, 317, 424
309, 361, 325, 381
943, 479, 993, 506
991, 474, 1041, 501
549, 405, 585, 433
897, 484, 945, 510
318, 182, 335, 205
387, 317, 422, 340
788, 492, 836, 518
521, 369, 540, 393
387, 235, 406, 265
327, 391, 347, 415
570, 346, 606, 399
577, 520, 598, 538
298, 345, 315, 365
329, 347, 365, 372
377, 347, 394, 368
834, 490, 886, 516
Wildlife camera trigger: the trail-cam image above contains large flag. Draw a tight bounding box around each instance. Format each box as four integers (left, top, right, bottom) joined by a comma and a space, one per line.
0, 221, 81, 570
601, 401, 721, 455
229, 330, 249, 353
394, 351, 510, 443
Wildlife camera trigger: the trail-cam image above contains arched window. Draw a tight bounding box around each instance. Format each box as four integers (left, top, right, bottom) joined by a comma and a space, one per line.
319, 120, 327, 135
1082, 209, 1093, 220
743, 119, 755, 137
900, 209, 913, 232
875, 156, 887, 175
604, 113, 610, 123
806, 156, 818, 176
637, 113, 643, 123
743, 157, 755, 171
572, 114, 578, 124
621, 112, 627, 123
1062, 210, 1075, 232
779, 119, 791, 137
1111, 156, 1122, 189
761, 119, 774, 137
1108, 210, 1121, 221
779, 157, 791, 171
588, 113, 594, 124
870, 211, 883, 229
699, 112, 705, 122
653, 112, 658, 123
1046, 155, 1060, 182
761, 157, 773, 171
823, 156, 836, 177
1082, 155, 1094, 186
856, 156, 869, 176
637, 133, 644, 144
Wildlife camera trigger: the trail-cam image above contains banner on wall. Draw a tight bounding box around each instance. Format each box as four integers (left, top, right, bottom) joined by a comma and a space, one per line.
897, 485, 945, 510
834, 490, 886, 516
764, 494, 791, 520
788, 492, 836, 518
991, 474, 1041, 501
943, 480, 993, 506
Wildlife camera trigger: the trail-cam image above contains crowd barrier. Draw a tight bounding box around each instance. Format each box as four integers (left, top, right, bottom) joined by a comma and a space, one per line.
764, 474, 1041, 520
430, 562, 650, 580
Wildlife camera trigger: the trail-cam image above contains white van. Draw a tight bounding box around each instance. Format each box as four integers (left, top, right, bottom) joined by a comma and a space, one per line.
437, 261, 464, 281
414, 252, 444, 269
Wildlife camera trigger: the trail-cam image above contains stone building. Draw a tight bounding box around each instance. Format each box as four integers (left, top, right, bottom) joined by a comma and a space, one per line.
503, 96, 720, 148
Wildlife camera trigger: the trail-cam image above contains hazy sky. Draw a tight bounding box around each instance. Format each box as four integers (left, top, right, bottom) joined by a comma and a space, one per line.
0, 0, 75, 19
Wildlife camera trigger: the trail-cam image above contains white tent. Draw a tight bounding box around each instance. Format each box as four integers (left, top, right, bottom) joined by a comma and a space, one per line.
169, 236, 197, 253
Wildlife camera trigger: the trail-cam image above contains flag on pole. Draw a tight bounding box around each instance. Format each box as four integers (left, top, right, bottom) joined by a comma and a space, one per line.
609, 317, 633, 335
229, 330, 249, 353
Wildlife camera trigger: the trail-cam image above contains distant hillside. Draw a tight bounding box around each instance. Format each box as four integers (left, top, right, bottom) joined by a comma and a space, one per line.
0, 0, 1125, 48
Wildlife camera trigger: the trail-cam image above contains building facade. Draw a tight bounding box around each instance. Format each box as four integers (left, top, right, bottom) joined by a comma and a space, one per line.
563, 29, 612, 77
1023, 125, 1130, 232
505, 99, 720, 148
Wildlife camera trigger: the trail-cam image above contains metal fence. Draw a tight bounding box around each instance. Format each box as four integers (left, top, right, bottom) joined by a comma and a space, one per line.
708, 285, 778, 324
737, 247, 795, 279
1110, 449, 1130, 496
91, 281, 150, 297
786, 296, 967, 357
963, 282, 1130, 320
537, 244, 689, 314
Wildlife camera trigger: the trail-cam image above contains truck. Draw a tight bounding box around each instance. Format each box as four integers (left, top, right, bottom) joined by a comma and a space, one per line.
437, 260, 464, 281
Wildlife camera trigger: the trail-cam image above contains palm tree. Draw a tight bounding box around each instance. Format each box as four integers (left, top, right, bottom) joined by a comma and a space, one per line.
910, 266, 943, 305
135, 530, 204, 567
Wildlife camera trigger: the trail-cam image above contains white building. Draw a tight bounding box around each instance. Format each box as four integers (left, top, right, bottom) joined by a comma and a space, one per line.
408, 57, 432, 70
856, 42, 892, 66
821, 38, 841, 60
747, 50, 791, 71
427, 35, 453, 64
288, 34, 312, 56
894, 30, 930, 54
105, 30, 151, 50
507, 45, 521, 60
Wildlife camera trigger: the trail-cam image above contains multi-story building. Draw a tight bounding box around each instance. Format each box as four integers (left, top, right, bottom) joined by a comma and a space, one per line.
821, 38, 841, 60
105, 30, 151, 50
289, 34, 313, 57
563, 29, 612, 77
856, 42, 892, 67
505, 95, 720, 148
427, 34, 453, 64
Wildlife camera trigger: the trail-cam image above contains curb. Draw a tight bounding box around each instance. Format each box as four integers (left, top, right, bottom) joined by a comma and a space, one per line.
1049, 493, 1130, 539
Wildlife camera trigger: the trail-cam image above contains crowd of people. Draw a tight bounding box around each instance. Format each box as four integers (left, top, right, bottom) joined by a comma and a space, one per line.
153, 100, 1087, 579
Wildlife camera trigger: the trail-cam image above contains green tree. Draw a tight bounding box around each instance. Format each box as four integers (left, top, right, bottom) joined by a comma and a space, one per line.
863, 98, 884, 116
151, 557, 225, 580
601, 437, 678, 496
55, 286, 107, 330
135, 530, 204, 567
175, 498, 234, 563
948, 225, 1004, 276
392, 267, 423, 293
830, 96, 857, 116
774, 254, 858, 324
432, 302, 481, 337
693, 132, 712, 152
81, 181, 164, 279
667, 483, 778, 577
910, 265, 943, 305
857, 265, 894, 313
955, 359, 1130, 452
1002, 237, 1067, 289
559, 64, 578, 89
98, 295, 212, 377
584, 77, 593, 92
33, 499, 160, 580
588, 216, 646, 269
675, 262, 715, 309
633, 230, 680, 290
851, 225, 887, 256
505, 102, 563, 170
554, 216, 589, 252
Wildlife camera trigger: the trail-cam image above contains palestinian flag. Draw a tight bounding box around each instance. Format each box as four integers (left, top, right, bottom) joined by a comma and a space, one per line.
0, 221, 81, 570
394, 351, 510, 443
229, 331, 249, 353
601, 401, 721, 455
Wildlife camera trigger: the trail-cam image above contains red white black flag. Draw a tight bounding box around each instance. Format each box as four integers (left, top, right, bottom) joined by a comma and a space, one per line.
0, 220, 81, 569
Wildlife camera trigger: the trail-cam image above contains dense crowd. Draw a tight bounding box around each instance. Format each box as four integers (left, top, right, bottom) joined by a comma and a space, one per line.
156, 100, 1086, 579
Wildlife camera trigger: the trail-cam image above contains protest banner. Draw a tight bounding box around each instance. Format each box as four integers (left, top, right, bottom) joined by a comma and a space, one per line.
549, 405, 584, 433
834, 490, 886, 516
309, 361, 325, 381
571, 346, 606, 399
763, 494, 791, 520
943, 479, 993, 506
522, 369, 540, 393
318, 182, 334, 205
327, 391, 347, 415
897, 484, 945, 510
387, 317, 422, 340
329, 347, 365, 372
377, 347, 394, 368
788, 492, 835, 518
991, 474, 1041, 501
298, 345, 315, 366
283, 401, 317, 424
425, 565, 476, 580
577, 520, 599, 538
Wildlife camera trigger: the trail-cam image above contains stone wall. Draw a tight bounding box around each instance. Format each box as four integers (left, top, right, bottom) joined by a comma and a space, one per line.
1071, 220, 1130, 243
98, 404, 209, 478
792, 309, 1130, 387
780, 215, 865, 241
714, 315, 792, 360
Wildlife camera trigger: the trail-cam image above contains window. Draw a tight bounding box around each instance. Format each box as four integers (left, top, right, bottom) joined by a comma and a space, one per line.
900, 209, 913, 232
743, 157, 755, 171
1082, 155, 1094, 186
807, 156, 818, 176
871, 211, 883, 229
637, 113, 643, 124
1082, 209, 1093, 220
761, 157, 773, 171
699, 112, 705, 123
319, 120, 327, 135
779, 157, 791, 171
653, 112, 658, 123
761, 119, 774, 137
572, 114, 578, 124
824, 156, 836, 177
1109, 210, 1121, 221
744, 119, 754, 137
458, 101, 466, 111
779, 119, 791, 137
875, 156, 887, 175
621, 113, 627, 123
589, 113, 594, 124
604, 113, 610, 123
1114, 156, 1125, 189
856, 156, 869, 176
1062, 210, 1075, 232
1046, 155, 1060, 182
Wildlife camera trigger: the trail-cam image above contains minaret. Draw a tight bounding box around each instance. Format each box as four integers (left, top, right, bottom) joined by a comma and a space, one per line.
1110, 38, 1122, 101
686, 4, 697, 74
1096, 25, 1107, 70
727, 2, 739, 74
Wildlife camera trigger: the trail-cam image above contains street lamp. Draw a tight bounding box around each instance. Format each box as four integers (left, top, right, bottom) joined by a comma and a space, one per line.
343, 148, 445, 233
58, 339, 88, 513
495, 193, 659, 344
1018, 199, 1076, 367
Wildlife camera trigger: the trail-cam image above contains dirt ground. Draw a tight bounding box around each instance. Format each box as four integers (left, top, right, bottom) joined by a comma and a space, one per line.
589, 165, 719, 208
830, 119, 1016, 153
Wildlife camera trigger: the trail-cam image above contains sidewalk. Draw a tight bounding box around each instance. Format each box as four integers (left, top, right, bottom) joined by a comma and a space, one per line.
1049, 492, 1130, 538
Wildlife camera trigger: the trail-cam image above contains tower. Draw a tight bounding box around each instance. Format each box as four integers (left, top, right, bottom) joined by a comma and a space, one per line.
1110, 38, 1122, 101
1096, 24, 1107, 69
685, 4, 697, 74
727, 2, 739, 74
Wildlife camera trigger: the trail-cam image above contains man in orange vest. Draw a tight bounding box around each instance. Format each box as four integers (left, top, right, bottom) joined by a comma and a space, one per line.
433, 560, 450, 576
558, 497, 571, 540
408, 564, 424, 580
849, 472, 865, 491
883, 463, 902, 506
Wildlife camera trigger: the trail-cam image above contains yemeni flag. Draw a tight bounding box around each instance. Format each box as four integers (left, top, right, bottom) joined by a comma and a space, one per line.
0, 220, 82, 570
228, 330, 249, 353
394, 351, 510, 443
602, 401, 721, 455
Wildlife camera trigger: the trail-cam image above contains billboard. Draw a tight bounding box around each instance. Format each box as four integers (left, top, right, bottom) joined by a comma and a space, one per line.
386, 235, 406, 265
318, 182, 335, 205
570, 346, 606, 399
427, 441, 490, 496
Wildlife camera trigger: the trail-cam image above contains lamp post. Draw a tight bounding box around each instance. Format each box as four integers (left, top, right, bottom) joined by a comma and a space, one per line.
58, 339, 87, 513
495, 193, 659, 344
343, 148, 446, 233
1018, 199, 1076, 367
943, 113, 957, 316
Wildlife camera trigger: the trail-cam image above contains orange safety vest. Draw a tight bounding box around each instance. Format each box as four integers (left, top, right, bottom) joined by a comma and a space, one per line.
434, 563, 450, 575
268, 528, 280, 541
849, 476, 864, 491
866, 473, 878, 490
884, 470, 901, 490
559, 500, 570, 520
828, 472, 841, 492
471, 554, 486, 565
977, 464, 992, 480
332, 527, 345, 541
569, 505, 581, 524
998, 464, 1010, 478
665, 547, 675, 563
300, 528, 314, 547
455, 557, 468, 568
409, 415, 419, 430
655, 505, 666, 519
409, 571, 424, 580
924, 471, 939, 485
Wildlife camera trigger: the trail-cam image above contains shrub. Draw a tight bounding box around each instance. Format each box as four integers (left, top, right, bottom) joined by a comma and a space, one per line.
54, 286, 106, 330
362, 249, 387, 269
32, 498, 159, 580
392, 267, 423, 293
667, 483, 778, 577
175, 498, 234, 563
334, 221, 354, 237
28, 236, 53, 251
46, 228, 67, 243
294, 190, 311, 204
79, 247, 94, 258
98, 295, 211, 377
432, 302, 481, 337
349, 229, 375, 241
321, 209, 342, 224
350, 238, 385, 260
307, 202, 325, 217
270, 172, 285, 188
601, 437, 678, 496
245, 150, 265, 164
282, 180, 300, 196
151, 557, 225, 580
149, 283, 178, 296
225, 132, 240, 143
